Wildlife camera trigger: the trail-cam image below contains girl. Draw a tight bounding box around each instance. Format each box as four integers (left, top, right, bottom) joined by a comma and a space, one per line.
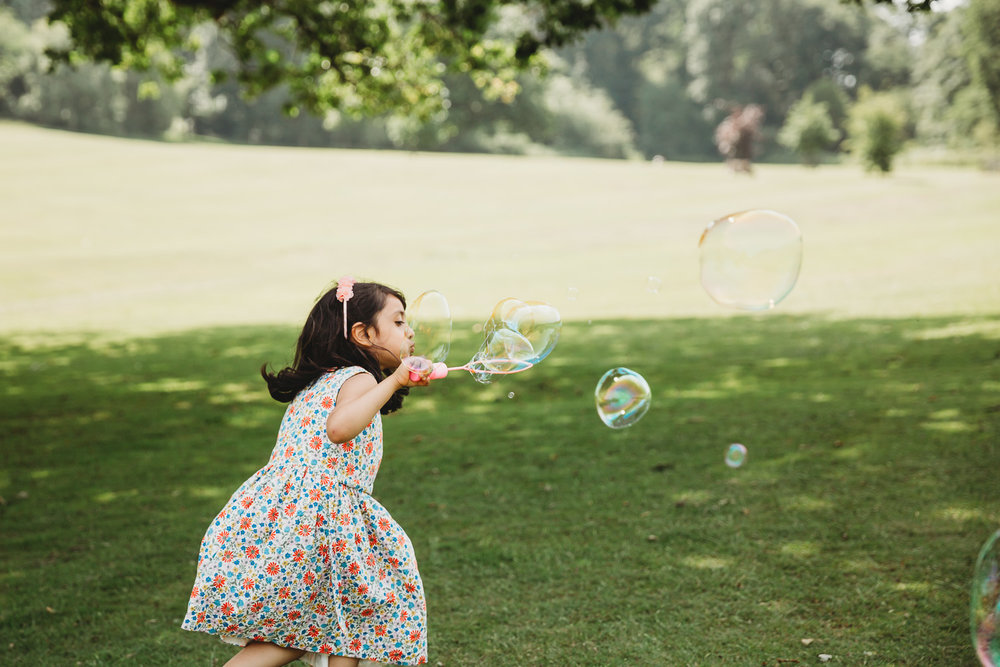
182, 278, 429, 667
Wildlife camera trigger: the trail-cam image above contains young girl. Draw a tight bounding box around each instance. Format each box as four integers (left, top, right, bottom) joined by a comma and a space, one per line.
182, 278, 429, 667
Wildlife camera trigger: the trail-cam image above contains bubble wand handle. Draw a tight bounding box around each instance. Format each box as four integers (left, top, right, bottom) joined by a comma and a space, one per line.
409, 362, 449, 382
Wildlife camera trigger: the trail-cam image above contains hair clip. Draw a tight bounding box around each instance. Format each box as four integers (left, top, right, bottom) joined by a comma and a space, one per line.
336, 275, 356, 338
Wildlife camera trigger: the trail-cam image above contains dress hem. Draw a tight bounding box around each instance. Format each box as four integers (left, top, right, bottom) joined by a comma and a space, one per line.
182, 627, 422, 666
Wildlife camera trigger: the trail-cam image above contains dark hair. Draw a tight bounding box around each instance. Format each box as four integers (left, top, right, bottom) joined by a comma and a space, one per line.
261, 280, 409, 414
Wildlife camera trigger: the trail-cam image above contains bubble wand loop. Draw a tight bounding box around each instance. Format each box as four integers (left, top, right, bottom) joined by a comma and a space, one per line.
406, 358, 534, 381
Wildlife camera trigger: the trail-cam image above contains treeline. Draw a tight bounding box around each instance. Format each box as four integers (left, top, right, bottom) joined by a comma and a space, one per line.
1, 0, 997, 165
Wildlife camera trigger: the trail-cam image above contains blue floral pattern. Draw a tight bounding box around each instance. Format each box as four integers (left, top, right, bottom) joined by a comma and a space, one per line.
182, 367, 427, 665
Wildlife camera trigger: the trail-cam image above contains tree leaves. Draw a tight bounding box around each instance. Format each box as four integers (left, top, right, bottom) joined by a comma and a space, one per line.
42, 0, 657, 118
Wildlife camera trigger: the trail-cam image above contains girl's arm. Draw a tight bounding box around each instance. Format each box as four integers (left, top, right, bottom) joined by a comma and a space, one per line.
326, 365, 425, 443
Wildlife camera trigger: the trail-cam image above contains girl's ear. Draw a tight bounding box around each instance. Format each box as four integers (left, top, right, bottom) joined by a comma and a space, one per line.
350, 321, 372, 348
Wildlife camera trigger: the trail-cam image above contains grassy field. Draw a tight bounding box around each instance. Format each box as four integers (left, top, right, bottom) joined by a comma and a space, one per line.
1, 122, 999, 665
1, 120, 998, 337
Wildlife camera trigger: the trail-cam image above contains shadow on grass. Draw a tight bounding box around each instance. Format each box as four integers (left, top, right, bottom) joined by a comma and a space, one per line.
1, 315, 998, 665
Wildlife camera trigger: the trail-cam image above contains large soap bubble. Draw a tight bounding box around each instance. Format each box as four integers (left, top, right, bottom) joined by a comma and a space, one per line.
595, 367, 651, 429
471, 298, 561, 383
481, 298, 561, 364
479, 328, 534, 373
699, 209, 802, 311
972, 529, 1000, 666
402, 290, 451, 375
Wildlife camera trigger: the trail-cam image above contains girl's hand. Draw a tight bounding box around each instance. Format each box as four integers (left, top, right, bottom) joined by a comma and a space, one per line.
390, 361, 430, 388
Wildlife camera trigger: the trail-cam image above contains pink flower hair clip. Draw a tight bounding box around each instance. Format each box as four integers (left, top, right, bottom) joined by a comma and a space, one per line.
336, 275, 356, 338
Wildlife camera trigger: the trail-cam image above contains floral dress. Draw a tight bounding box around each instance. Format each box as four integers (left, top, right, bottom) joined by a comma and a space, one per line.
182, 367, 427, 666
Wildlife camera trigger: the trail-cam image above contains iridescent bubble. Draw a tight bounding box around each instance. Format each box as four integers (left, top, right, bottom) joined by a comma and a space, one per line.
972, 529, 1000, 666
403, 290, 451, 374
471, 298, 561, 383
646, 276, 662, 294
486, 298, 561, 364
507, 392, 515, 399
699, 209, 802, 311
725, 443, 748, 468
477, 328, 533, 372
595, 367, 651, 429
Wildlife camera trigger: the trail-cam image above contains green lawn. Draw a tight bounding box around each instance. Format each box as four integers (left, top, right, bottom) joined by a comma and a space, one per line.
1, 123, 999, 665
1, 120, 998, 337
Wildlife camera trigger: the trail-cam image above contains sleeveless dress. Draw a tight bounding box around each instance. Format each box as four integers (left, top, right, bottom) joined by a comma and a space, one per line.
181, 367, 427, 666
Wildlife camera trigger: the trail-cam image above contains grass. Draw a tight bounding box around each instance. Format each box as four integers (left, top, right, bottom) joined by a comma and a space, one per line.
2, 317, 998, 665
1, 120, 998, 336
1, 122, 999, 665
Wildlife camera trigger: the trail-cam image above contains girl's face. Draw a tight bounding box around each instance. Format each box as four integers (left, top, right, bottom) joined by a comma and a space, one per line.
362, 295, 414, 369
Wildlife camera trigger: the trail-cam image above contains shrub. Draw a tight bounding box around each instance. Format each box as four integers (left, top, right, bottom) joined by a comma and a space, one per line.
778, 94, 839, 166
846, 88, 907, 173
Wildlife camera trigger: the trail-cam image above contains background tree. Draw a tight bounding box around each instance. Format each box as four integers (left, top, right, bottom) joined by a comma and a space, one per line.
962, 0, 1000, 132
683, 0, 869, 158
4, 0, 982, 165
847, 87, 907, 172
41, 0, 657, 119
778, 94, 839, 165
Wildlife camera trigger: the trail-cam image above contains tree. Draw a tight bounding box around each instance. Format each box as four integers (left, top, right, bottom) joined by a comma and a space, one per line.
778, 94, 839, 166
38, 0, 935, 123
846, 87, 907, 172
684, 0, 869, 139
41, 0, 656, 119
963, 0, 1000, 129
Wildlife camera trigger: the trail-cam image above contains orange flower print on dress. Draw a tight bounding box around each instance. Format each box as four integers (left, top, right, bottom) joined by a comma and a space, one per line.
181, 367, 427, 665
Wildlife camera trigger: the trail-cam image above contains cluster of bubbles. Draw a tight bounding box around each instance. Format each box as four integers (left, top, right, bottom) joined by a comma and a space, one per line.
590, 209, 803, 469
470, 298, 561, 383
973, 529, 1000, 666
403, 291, 561, 384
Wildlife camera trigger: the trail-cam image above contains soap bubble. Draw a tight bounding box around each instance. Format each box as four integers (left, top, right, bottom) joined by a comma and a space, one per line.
478, 328, 533, 372
699, 209, 802, 311
646, 276, 662, 294
471, 298, 561, 383
490, 299, 561, 364
725, 443, 748, 468
972, 529, 1000, 666
403, 290, 451, 374
595, 368, 651, 429
567, 286, 579, 301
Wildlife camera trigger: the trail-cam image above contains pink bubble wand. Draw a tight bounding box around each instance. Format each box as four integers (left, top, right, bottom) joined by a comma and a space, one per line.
406, 357, 534, 381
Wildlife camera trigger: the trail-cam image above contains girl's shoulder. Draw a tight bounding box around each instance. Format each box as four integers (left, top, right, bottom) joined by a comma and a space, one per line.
315, 366, 372, 391
295, 367, 372, 407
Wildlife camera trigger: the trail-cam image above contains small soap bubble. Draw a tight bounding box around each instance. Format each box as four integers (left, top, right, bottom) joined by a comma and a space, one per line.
567, 286, 579, 301
646, 276, 662, 294
725, 443, 748, 468
972, 529, 1000, 666
507, 392, 515, 399
595, 368, 651, 429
